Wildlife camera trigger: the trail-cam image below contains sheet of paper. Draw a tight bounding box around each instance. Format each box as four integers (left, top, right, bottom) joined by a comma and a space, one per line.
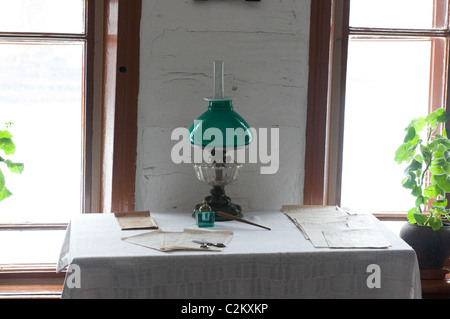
282, 205, 390, 249
169, 229, 234, 251
282, 205, 348, 223
323, 229, 391, 248
282, 205, 348, 247
122, 229, 234, 252
282, 205, 347, 218
122, 229, 172, 251
296, 221, 350, 248
114, 211, 158, 230
346, 214, 376, 230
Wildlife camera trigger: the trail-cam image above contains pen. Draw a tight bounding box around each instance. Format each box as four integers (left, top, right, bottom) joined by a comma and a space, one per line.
216, 211, 271, 231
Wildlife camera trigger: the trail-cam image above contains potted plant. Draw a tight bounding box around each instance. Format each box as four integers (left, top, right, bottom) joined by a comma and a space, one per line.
395, 108, 450, 270
0, 123, 24, 202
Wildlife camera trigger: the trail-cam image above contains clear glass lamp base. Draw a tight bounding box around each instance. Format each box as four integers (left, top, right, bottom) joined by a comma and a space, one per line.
193, 163, 243, 221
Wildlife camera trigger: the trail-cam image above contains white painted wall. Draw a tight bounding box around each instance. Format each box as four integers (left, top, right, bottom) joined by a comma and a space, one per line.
135, 0, 311, 213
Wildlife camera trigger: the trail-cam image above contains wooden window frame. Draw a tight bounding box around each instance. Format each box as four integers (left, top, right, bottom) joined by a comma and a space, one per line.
0, 0, 141, 298
304, 0, 450, 216
305, 0, 450, 298
0, 0, 141, 218
0, 0, 95, 220
304, 0, 349, 207
101, 0, 141, 214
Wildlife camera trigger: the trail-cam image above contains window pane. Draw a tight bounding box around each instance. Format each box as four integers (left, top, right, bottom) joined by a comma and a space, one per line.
0, 41, 84, 223
0, 0, 85, 34
0, 230, 66, 263
341, 38, 432, 212
350, 0, 448, 30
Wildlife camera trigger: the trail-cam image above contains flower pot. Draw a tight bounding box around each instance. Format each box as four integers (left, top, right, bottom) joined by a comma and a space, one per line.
399, 223, 450, 269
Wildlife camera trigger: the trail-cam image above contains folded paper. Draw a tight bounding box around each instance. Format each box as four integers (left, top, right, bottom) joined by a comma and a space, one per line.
114, 211, 158, 230
282, 205, 390, 249
121, 228, 233, 252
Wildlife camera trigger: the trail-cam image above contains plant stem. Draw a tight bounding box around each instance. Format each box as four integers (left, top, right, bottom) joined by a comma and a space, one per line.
419, 149, 433, 188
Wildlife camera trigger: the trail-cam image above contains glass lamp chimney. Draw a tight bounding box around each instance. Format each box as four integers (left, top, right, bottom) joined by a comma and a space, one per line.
213, 60, 225, 100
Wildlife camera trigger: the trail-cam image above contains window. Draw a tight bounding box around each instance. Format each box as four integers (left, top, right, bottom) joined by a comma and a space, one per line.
0, 0, 95, 268
0, 0, 141, 296
341, 0, 450, 213
305, 0, 450, 218
0, 0, 91, 225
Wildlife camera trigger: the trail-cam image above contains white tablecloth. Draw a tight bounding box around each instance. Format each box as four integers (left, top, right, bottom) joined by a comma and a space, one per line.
57, 211, 421, 299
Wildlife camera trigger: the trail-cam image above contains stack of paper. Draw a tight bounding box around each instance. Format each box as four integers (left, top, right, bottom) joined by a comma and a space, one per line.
114, 211, 158, 230
122, 228, 234, 252
282, 205, 390, 248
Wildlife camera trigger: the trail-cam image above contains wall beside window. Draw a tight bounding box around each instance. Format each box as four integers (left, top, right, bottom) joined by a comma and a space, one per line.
135, 0, 311, 212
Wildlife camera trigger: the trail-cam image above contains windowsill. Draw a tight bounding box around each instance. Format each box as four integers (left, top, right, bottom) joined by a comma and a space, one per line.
0, 264, 65, 299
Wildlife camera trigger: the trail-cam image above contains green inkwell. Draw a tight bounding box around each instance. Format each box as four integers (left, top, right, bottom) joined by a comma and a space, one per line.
196, 200, 215, 228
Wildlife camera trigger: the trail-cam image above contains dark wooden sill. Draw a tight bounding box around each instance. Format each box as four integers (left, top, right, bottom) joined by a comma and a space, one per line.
0, 264, 65, 299
421, 275, 450, 299
420, 259, 450, 299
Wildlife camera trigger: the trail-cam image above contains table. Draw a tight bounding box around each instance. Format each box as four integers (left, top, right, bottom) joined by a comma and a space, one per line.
57, 211, 421, 299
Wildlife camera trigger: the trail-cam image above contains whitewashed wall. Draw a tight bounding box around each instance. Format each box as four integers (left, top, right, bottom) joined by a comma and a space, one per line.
135, 0, 311, 213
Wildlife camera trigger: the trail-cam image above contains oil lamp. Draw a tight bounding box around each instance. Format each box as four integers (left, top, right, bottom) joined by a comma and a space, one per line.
189, 61, 252, 221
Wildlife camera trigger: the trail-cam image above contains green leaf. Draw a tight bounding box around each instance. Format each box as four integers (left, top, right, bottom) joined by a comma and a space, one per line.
0, 130, 12, 139
414, 154, 424, 163
429, 216, 443, 231
420, 144, 431, 164
424, 184, 445, 198
431, 143, 446, 159
411, 185, 422, 197
0, 185, 12, 202
404, 159, 422, 175
395, 143, 412, 164
409, 117, 426, 132
404, 126, 417, 143
436, 110, 450, 124
415, 195, 426, 207
432, 206, 447, 218
433, 174, 450, 192
444, 150, 450, 162
0, 169, 4, 191
5, 160, 24, 174
430, 137, 450, 150
414, 213, 428, 225
395, 134, 421, 164
425, 108, 445, 125
432, 198, 448, 208
407, 207, 420, 223
0, 128, 22, 203
0, 168, 11, 202
402, 172, 417, 189
0, 137, 15, 155
430, 157, 449, 174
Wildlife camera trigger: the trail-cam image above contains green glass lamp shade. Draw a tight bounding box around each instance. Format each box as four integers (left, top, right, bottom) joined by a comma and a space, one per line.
189, 61, 252, 149
189, 99, 252, 148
